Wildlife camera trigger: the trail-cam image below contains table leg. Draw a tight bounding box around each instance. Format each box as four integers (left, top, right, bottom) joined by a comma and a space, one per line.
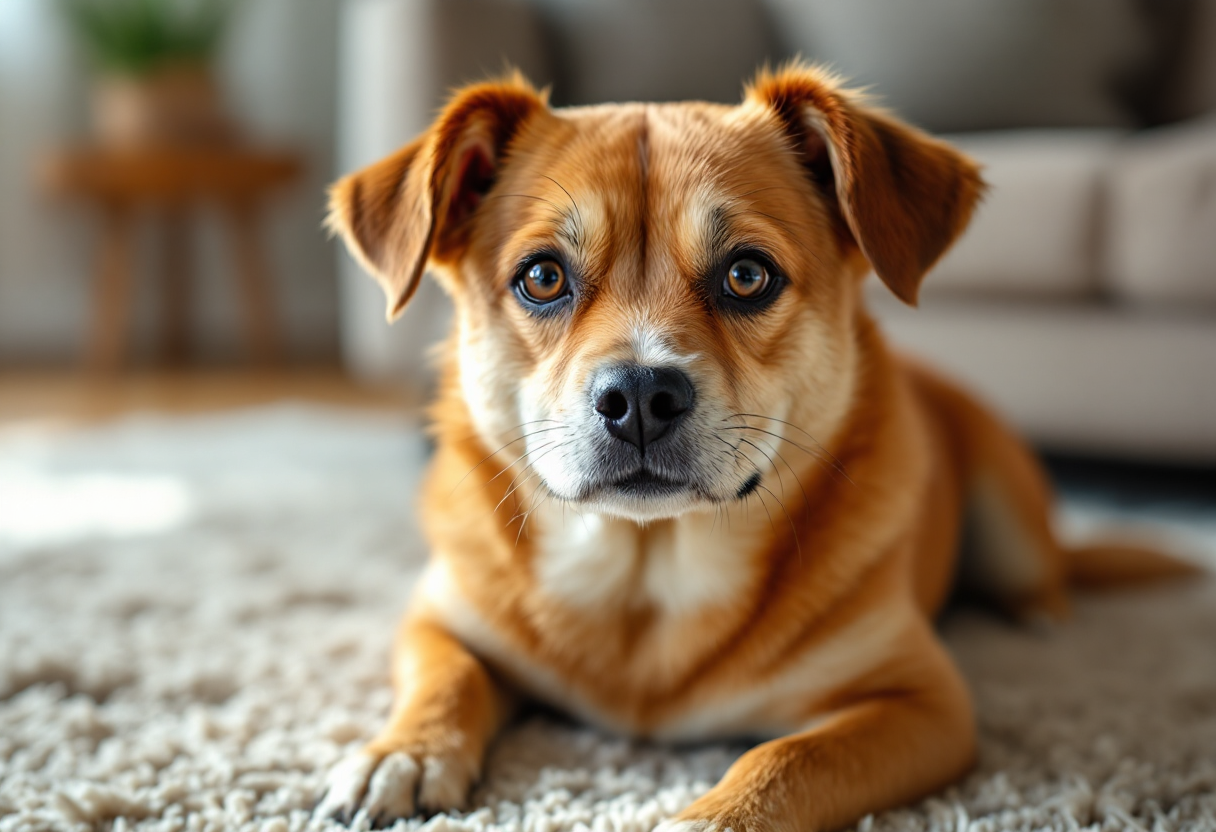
87, 203, 136, 374
159, 205, 192, 366
224, 201, 282, 367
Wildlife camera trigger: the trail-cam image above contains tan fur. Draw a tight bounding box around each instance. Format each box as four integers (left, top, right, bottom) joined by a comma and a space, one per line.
318, 64, 1202, 831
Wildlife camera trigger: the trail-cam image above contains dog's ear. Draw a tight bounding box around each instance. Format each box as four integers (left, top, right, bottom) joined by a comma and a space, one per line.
328, 74, 546, 320
747, 64, 984, 306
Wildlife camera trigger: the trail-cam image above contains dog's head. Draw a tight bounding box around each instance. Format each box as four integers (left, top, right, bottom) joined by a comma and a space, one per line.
330, 65, 983, 522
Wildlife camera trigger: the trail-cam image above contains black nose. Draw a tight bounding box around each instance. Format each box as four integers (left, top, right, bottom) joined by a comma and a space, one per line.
592, 364, 695, 452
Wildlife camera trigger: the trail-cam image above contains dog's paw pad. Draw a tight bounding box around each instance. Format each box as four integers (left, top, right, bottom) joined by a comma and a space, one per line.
314, 752, 380, 823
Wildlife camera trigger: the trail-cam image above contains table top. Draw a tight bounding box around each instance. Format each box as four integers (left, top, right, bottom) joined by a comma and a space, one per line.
40, 145, 304, 203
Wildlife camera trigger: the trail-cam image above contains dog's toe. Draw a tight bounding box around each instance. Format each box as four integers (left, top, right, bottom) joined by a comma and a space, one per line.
654, 820, 728, 832
314, 752, 380, 824
363, 752, 421, 822
315, 747, 475, 826
417, 753, 473, 812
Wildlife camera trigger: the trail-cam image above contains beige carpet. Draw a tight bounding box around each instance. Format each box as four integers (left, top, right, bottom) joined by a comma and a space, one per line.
1, 406, 1214, 832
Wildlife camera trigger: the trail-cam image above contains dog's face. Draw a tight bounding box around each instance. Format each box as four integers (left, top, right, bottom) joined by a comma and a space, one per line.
331, 66, 982, 521
446, 101, 866, 522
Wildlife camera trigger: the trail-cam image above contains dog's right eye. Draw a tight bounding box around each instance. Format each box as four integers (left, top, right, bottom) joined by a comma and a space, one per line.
515, 259, 569, 306
725, 258, 772, 299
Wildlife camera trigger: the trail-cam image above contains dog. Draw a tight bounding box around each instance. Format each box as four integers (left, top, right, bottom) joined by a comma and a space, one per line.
316, 64, 1198, 831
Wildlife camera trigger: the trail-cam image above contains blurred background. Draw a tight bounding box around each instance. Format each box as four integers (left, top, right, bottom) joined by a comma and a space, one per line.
1, 0, 1214, 495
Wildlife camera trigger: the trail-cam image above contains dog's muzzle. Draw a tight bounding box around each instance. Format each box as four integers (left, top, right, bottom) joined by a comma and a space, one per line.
571, 362, 700, 500
591, 363, 694, 453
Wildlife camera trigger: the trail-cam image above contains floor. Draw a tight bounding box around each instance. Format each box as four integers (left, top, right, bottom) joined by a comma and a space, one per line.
0, 368, 420, 430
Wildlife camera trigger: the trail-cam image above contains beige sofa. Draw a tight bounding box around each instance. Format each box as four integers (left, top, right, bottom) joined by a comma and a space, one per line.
336, 0, 1216, 462
876, 118, 1216, 462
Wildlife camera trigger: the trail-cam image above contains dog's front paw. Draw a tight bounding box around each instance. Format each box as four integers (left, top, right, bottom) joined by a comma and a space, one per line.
654, 820, 732, 832
655, 819, 750, 832
656, 797, 773, 832
314, 745, 476, 826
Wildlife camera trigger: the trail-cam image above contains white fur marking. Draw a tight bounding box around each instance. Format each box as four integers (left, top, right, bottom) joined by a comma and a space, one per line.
363, 752, 420, 820
535, 512, 637, 607
457, 316, 525, 448
641, 512, 754, 617
418, 754, 471, 811
628, 318, 698, 368
533, 508, 756, 617
314, 752, 379, 822
654, 820, 724, 832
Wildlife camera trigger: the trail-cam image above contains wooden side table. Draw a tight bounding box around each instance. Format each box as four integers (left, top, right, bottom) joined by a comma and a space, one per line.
41, 147, 302, 372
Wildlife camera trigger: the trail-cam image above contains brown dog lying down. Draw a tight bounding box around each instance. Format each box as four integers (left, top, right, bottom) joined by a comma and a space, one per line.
316, 64, 1198, 831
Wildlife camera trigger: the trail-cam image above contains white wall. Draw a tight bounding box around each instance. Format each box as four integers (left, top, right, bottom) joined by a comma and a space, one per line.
335, 0, 458, 389
0, 1, 89, 363
0, 0, 342, 365
333, 0, 549, 391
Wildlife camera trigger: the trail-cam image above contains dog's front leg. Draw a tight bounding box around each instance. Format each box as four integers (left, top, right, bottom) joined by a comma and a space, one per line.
661, 637, 976, 832
315, 617, 514, 825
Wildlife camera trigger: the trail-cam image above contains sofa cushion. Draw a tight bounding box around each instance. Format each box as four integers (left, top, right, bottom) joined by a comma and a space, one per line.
536, 0, 776, 106
919, 130, 1124, 299
764, 0, 1153, 132
1104, 116, 1216, 306
869, 294, 1216, 461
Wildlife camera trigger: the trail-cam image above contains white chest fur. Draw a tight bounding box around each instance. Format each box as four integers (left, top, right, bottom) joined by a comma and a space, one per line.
531, 507, 759, 617
414, 504, 915, 741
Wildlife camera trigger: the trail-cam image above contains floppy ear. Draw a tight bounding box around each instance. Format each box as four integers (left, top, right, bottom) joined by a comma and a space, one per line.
328, 74, 546, 320
747, 64, 985, 305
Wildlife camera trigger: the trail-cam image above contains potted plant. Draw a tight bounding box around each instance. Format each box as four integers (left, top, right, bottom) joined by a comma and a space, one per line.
61, 0, 238, 148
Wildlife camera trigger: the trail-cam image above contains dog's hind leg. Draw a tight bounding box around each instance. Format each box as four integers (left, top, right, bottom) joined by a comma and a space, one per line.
906, 362, 1202, 624
906, 362, 1072, 622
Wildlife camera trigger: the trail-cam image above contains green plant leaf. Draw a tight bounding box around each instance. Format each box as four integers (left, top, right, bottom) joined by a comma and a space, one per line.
58, 0, 237, 76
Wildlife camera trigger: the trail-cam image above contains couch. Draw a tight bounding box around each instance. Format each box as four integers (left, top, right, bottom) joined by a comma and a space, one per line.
335, 0, 1216, 463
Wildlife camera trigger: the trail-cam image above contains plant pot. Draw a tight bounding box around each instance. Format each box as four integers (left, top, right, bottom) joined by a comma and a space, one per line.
91, 63, 236, 149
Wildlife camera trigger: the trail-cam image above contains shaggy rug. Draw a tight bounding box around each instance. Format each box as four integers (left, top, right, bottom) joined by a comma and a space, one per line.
1, 406, 1214, 832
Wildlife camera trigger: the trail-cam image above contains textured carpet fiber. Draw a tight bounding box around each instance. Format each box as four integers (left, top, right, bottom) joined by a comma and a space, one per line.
1, 406, 1214, 832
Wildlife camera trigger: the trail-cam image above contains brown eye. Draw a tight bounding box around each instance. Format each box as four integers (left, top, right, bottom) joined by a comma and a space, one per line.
520, 260, 568, 303
725, 258, 772, 299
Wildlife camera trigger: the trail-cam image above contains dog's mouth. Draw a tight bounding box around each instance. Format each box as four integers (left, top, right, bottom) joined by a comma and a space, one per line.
609, 469, 690, 496
561, 459, 762, 520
